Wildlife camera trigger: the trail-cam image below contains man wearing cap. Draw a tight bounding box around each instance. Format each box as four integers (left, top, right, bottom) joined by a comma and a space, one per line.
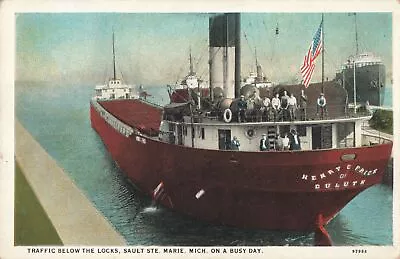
231, 136, 240, 150
316, 93, 327, 119
289, 129, 301, 150
237, 95, 247, 123
259, 133, 269, 151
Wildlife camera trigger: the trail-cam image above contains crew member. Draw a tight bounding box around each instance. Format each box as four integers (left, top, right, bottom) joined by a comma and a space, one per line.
282, 133, 290, 150
316, 93, 327, 119
271, 93, 281, 122
237, 95, 247, 123
289, 129, 301, 150
275, 133, 284, 151
280, 91, 289, 121
259, 133, 269, 151
299, 89, 308, 120
231, 136, 240, 150
259, 96, 271, 122
288, 93, 297, 121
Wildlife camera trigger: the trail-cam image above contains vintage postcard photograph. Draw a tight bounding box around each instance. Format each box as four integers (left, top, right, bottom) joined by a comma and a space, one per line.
0, 1, 398, 258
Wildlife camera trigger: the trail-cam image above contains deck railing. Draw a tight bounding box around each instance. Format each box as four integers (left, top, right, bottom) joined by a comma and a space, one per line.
197, 104, 372, 124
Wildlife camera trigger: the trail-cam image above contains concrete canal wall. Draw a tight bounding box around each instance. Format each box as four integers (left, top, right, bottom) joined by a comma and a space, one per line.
15, 120, 126, 245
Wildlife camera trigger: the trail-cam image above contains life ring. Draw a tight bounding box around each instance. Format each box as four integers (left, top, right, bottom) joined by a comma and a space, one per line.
223, 108, 232, 123
245, 128, 256, 139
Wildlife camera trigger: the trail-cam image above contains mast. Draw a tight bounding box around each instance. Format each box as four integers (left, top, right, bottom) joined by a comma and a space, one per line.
209, 16, 213, 101
189, 47, 194, 75
112, 32, 116, 80
224, 14, 228, 95
353, 13, 359, 56
350, 13, 358, 113
234, 13, 241, 98
353, 57, 357, 113
321, 13, 325, 93
255, 47, 258, 86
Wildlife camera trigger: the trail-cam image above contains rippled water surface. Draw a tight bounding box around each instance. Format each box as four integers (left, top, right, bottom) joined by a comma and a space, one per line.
15, 82, 393, 246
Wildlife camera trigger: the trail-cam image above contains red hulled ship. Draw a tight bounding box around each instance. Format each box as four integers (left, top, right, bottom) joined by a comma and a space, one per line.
90, 14, 392, 242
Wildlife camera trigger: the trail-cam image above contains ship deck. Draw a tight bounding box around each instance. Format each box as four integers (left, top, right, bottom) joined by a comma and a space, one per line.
99, 99, 162, 136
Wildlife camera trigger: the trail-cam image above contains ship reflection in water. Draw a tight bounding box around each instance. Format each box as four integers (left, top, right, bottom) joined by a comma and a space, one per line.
15, 83, 392, 246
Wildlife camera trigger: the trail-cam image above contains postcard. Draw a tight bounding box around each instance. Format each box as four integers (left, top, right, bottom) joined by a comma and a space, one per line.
0, 0, 398, 258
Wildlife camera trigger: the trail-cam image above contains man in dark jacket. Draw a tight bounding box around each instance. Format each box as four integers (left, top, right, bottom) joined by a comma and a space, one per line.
289, 129, 301, 150
259, 134, 269, 151
237, 95, 247, 122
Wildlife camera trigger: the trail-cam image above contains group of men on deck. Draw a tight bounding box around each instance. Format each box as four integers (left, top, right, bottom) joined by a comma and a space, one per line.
231, 129, 301, 151
236, 89, 328, 122
259, 129, 301, 151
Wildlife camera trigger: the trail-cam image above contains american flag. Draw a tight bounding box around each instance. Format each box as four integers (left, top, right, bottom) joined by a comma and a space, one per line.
300, 21, 323, 88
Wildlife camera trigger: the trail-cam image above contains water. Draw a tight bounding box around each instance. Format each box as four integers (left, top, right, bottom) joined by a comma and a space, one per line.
15, 82, 393, 246
383, 84, 392, 108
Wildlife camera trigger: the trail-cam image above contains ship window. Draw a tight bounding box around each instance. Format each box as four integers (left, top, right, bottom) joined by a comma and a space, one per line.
201, 128, 205, 139
337, 122, 355, 148
183, 125, 187, 136
296, 125, 307, 137
279, 125, 290, 136
311, 124, 332, 150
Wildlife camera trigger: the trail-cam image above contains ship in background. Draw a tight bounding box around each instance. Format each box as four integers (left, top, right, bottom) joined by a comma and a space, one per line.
334, 13, 386, 107
90, 13, 392, 245
335, 52, 385, 107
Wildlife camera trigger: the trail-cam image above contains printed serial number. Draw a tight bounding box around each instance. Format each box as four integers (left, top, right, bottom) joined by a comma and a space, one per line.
352, 249, 367, 254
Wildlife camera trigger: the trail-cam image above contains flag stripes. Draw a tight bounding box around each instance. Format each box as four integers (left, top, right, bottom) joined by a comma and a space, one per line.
300, 21, 323, 88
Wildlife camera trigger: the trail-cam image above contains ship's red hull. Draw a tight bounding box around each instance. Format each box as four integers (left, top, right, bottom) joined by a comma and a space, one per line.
90, 99, 392, 231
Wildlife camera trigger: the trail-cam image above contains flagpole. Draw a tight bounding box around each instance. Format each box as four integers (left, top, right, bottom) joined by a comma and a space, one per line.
321, 13, 324, 94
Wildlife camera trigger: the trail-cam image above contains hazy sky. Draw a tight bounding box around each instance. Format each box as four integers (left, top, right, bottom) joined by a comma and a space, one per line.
16, 12, 392, 86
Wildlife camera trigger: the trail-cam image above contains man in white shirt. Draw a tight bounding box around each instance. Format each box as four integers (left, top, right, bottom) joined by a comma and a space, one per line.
282, 133, 290, 150
271, 93, 281, 121
261, 96, 271, 121
288, 93, 297, 121
316, 93, 327, 119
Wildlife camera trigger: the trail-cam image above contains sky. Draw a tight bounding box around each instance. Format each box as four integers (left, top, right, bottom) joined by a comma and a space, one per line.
15, 12, 392, 86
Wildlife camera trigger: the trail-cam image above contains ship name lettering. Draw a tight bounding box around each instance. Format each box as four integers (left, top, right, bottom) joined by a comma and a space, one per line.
301, 174, 308, 180
327, 170, 335, 175
311, 175, 317, 181
339, 173, 346, 179
347, 164, 352, 169
314, 179, 367, 190
335, 166, 341, 172
320, 173, 326, 179
354, 166, 378, 176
